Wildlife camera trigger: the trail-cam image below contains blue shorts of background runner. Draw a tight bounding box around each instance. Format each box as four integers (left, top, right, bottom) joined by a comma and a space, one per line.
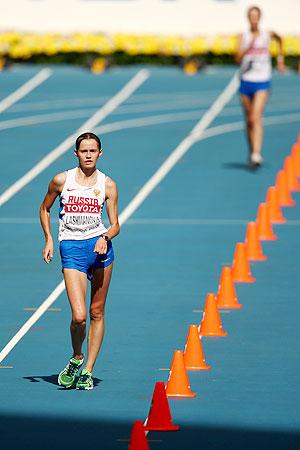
240, 79, 271, 98
60, 235, 114, 280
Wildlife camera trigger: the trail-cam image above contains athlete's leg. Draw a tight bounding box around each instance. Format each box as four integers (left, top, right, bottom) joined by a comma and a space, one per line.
63, 268, 87, 359
85, 263, 113, 372
250, 89, 269, 155
240, 94, 254, 156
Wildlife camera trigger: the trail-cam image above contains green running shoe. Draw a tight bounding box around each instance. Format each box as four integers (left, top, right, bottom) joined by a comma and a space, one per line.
76, 368, 94, 390
58, 357, 84, 388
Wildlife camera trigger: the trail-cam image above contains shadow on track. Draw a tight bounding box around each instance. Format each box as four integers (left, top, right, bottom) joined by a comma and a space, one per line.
1, 415, 300, 450
23, 374, 102, 388
222, 162, 271, 172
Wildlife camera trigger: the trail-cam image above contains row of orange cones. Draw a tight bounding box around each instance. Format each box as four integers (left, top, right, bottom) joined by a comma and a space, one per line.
128, 136, 300, 449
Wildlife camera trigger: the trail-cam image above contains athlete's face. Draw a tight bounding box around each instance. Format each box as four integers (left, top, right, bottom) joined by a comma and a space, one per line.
248, 8, 261, 28
75, 139, 102, 169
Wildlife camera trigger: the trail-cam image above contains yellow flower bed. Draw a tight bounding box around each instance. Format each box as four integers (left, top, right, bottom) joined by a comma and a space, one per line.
0, 32, 299, 58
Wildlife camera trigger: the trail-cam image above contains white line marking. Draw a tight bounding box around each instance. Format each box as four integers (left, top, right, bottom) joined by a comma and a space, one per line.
0, 106, 242, 133
0, 108, 97, 130
7, 90, 219, 113
0, 109, 203, 132
197, 112, 300, 143
0, 69, 52, 114
23, 307, 62, 312
0, 69, 149, 208
119, 72, 239, 225
0, 282, 65, 363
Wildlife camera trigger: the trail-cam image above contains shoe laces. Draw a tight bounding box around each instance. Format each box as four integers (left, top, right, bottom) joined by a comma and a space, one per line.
66, 361, 79, 377
79, 371, 91, 383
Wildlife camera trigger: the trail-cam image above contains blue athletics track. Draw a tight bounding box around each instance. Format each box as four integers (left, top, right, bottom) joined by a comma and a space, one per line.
0, 64, 300, 450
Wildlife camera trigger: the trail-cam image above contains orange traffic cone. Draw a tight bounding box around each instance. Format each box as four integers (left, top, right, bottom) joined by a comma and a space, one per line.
129, 421, 149, 450
144, 382, 179, 431
256, 203, 277, 241
166, 350, 197, 398
184, 325, 211, 370
283, 156, 300, 191
198, 293, 228, 336
265, 186, 286, 224
275, 170, 296, 207
216, 266, 243, 308
245, 222, 267, 261
232, 242, 256, 283
291, 144, 300, 177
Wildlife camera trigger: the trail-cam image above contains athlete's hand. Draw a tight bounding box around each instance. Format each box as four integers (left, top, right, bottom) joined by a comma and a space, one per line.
94, 237, 107, 255
43, 239, 54, 264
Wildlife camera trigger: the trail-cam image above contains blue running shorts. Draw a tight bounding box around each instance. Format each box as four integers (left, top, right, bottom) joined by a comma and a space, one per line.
240, 79, 271, 98
60, 235, 114, 280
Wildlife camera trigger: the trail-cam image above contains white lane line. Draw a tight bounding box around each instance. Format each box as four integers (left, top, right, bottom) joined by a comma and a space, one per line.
9, 95, 110, 113
0, 108, 97, 130
0, 282, 65, 363
0, 109, 203, 132
0, 106, 242, 132
119, 72, 239, 225
1, 99, 298, 134
0, 69, 149, 208
0, 68, 52, 114
7, 89, 219, 113
0, 72, 238, 364
196, 111, 300, 143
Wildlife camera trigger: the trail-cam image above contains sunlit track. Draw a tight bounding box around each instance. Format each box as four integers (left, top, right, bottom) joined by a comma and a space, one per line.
0, 66, 300, 450
0, 68, 52, 113
0, 70, 238, 363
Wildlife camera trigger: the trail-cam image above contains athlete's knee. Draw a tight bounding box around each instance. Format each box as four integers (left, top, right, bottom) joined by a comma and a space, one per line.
90, 307, 104, 321
250, 110, 263, 127
71, 314, 86, 327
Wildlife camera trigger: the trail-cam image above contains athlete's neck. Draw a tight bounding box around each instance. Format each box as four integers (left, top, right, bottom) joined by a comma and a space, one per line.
77, 166, 97, 179
250, 26, 259, 33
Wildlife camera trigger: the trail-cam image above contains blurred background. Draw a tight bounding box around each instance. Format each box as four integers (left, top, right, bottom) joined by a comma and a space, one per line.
0, 0, 300, 72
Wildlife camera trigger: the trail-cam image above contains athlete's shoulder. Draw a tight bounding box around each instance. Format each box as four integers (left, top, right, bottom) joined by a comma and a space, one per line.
52, 171, 67, 187
105, 177, 118, 200
105, 176, 117, 190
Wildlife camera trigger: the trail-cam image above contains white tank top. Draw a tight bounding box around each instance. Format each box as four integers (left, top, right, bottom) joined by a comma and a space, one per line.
240, 31, 272, 82
58, 168, 107, 241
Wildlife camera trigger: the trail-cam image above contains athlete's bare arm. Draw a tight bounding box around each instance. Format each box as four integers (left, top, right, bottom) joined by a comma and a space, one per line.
235, 33, 256, 64
93, 177, 120, 255
270, 31, 285, 73
40, 172, 66, 263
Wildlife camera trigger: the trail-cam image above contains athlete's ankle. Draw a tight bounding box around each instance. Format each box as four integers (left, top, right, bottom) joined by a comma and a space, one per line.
73, 353, 84, 360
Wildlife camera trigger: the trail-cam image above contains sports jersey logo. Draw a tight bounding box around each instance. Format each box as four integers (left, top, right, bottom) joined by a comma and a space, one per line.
93, 189, 101, 197
65, 196, 102, 214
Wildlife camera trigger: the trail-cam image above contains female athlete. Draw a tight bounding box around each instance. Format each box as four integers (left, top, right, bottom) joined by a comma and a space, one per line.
40, 132, 120, 390
236, 6, 285, 168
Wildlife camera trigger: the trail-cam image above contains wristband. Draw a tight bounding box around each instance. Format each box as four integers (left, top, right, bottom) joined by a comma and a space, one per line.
100, 234, 110, 242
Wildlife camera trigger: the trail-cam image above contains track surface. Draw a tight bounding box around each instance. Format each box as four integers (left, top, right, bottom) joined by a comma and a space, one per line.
0, 64, 300, 450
